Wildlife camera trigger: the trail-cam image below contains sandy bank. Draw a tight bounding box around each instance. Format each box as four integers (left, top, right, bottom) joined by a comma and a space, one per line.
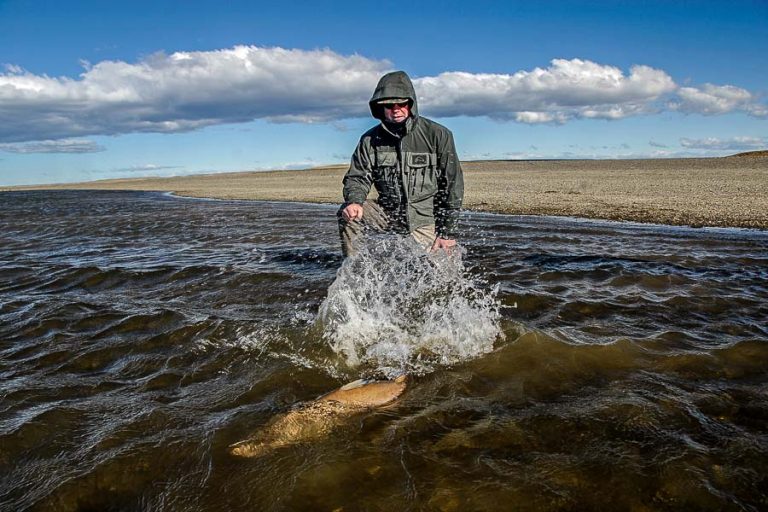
4, 157, 767, 229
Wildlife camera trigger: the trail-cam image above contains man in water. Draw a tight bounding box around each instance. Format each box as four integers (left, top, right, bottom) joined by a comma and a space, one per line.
338, 71, 464, 256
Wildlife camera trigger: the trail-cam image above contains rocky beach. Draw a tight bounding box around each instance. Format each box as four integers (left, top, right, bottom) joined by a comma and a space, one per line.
5, 156, 766, 230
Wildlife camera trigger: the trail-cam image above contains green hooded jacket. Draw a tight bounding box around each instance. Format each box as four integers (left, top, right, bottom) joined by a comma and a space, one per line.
342, 71, 464, 239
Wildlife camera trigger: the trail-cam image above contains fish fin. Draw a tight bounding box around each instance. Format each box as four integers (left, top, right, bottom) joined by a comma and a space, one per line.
228, 440, 268, 458
339, 378, 369, 391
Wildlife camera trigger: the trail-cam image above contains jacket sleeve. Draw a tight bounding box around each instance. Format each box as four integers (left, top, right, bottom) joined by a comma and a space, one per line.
342, 136, 374, 204
435, 130, 464, 239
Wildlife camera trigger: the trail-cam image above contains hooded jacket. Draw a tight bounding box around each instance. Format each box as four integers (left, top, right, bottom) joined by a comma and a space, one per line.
342, 71, 464, 239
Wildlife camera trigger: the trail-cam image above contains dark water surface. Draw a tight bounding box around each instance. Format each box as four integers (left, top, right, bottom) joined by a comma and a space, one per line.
1, 191, 767, 511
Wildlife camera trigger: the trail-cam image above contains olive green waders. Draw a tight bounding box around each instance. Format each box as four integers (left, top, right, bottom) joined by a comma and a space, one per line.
337, 200, 436, 257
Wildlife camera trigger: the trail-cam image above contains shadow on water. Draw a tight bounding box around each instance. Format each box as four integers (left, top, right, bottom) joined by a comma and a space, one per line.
1, 191, 767, 511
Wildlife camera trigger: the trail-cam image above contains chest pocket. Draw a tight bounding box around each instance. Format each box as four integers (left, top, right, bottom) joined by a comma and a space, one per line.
375, 151, 398, 168
373, 151, 400, 203
405, 152, 437, 201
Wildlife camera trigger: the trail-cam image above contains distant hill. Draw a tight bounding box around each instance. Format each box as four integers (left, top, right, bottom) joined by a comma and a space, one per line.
728, 150, 768, 158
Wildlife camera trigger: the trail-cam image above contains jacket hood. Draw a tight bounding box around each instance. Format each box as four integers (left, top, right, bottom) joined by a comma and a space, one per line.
369, 71, 419, 121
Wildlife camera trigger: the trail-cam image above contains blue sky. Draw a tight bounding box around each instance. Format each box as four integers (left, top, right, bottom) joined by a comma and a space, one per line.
1, 0, 766, 186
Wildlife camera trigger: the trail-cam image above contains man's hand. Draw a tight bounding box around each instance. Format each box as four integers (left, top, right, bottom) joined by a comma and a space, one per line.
342, 203, 364, 222
430, 237, 457, 253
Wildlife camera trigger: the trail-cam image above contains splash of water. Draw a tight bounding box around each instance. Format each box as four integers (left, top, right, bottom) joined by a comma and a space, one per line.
317, 235, 502, 378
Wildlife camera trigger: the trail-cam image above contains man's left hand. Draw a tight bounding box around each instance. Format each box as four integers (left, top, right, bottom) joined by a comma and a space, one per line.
430, 237, 457, 253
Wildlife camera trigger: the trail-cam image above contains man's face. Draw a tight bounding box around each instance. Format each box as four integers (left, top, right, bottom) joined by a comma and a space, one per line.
382, 101, 410, 124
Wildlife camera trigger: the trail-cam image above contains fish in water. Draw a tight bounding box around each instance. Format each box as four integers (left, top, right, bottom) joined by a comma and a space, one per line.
228, 375, 407, 458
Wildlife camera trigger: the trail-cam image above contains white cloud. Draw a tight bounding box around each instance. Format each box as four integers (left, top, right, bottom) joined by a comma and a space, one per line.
672, 84, 766, 117
114, 164, 181, 172
679, 136, 767, 151
0, 46, 765, 144
258, 160, 329, 170
0, 46, 389, 142
0, 138, 105, 153
513, 111, 569, 124
416, 59, 676, 122
497, 148, 732, 160
4, 64, 23, 74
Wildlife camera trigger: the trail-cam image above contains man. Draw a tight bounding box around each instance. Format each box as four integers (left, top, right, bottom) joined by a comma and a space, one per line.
338, 70, 464, 256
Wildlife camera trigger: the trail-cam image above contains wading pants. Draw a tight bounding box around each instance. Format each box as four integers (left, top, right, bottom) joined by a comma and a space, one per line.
337, 200, 436, 257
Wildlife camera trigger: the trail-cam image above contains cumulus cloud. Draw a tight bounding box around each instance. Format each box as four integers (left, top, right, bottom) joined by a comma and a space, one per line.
679, 136, 767, 151
671, 84, 766, 117
415, 59, 676, 122
0, 46, 765, 144
0, 138, 105, 153
0, 46, 388, 143
649, 140, 668, 148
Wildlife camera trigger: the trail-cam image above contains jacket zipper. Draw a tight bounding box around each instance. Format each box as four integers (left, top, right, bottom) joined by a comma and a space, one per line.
396, 137, 410, 231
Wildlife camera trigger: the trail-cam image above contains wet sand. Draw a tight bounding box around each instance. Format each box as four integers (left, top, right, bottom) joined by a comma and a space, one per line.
4, 157, 767, 229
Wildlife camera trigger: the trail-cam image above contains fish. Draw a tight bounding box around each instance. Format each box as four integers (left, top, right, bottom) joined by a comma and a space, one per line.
228, 375, 407, 458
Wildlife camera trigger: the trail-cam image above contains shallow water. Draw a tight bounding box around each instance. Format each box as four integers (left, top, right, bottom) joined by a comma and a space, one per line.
1, 190, 767, 511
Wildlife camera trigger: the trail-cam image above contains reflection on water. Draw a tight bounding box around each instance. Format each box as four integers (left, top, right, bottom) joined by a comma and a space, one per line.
1, 191, 767, 511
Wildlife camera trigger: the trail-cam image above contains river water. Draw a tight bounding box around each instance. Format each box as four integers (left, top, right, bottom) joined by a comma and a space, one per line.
1, 190, 767, 511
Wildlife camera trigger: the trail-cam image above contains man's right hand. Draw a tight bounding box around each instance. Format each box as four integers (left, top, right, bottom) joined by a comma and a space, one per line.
342, 203, 364, 222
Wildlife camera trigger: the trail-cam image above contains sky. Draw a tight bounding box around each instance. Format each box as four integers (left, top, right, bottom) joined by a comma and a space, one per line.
0, 0, 766, 186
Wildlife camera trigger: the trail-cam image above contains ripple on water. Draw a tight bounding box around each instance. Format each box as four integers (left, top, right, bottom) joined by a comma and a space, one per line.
1, 192, 767, 511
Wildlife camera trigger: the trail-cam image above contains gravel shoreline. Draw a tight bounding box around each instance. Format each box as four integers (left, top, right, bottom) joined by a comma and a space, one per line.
4, 157, 767, 229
